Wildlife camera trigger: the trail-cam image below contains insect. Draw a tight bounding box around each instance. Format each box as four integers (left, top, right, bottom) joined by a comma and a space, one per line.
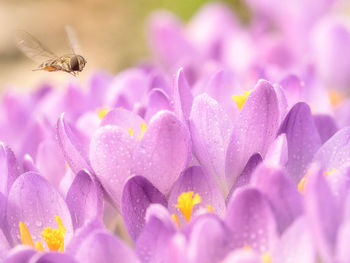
15, 26, 86, 76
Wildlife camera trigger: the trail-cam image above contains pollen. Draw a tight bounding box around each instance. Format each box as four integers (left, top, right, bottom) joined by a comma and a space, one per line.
324, 168, 337, 177
261, 252, 271, 263
41, 216, 66, 252
19, 221, 35, 248
175, 191, 201, 222
139, 123, 147, 140
128, 128, 135, 137
328, 90, 343, 107
232, 90, 252, 110
207, 205, 213, 212
298, 177, 307, 194
97, 107, 110, 120
171, 214, 180, 228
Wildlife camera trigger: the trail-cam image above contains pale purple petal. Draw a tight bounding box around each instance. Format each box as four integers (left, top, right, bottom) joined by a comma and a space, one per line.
168, 166, 226, 223
0, 143, 19, 196
313, 114, 338, 144
22, 155, 38, 174
190, 94, 233, 194
36, 139, 66, 188
227, 153, 262, 202
90, 125, 136, 210
75, 230, 140, 263
132, 111, 191, 195
222, 249, 261, 263
272, 217, 315, 263
264, 134, 288, 167
66, 170, 103, 230
0, 229, 10, 261
313, 127, 350, 170
100, 108, 145, 139
4, 246, 36, 263
29, 252, 77, 263
148, 11, 194, 67
278, 102, 321, 184
226, 79, 280, 188
135, 204, 177, 263
279, 75, 303, 109
251, 165, 302, 233
57, 113, 92, 174
304, 166, 340, 262
65, 218, 104, 255
172, 68, 193, 124
336, 222, 350, 262
144, 89, 171, 122
7, 172, 73, 246
225, 187, 278, 253
121, 176, 167, 241
200, 69, 239, 119
187, 214, 233, 263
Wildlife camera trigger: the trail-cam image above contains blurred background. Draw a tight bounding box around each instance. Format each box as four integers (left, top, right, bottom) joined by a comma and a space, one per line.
0, 0, 248, 90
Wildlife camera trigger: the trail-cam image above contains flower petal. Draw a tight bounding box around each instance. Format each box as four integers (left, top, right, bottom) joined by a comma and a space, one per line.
121, 176, 167, 241
7, 172, 73, 246
187, 214, 233, 263
4, 246, 36, 263
313, 114, 338, 144
144, 89, 171, 122
304, 166, 339, 262
168, 166, 226, 223
132, 111, 191, 195
227, 153, 262, 202
65, 170, 103, 230
278, 102, 321, 184
225, 187, 278, 253
75, 230, 140, 263
226, 80, 280, 188
36, 139, 66, 188
190, 94, 233, 194
172, 68, 193, 124
272, 217, 315, 263
264, 134, 288, 167
251, 165, 302, 233
100, 108, 145, 139
313, 127, 350, 171
135, 204, 177, 263
57, 113, 92, 174
0, 143, 19, 196
90, 125, 136, 209
29, 252, 78, 263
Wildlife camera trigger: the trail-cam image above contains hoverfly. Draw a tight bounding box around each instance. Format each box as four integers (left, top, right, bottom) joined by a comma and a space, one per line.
15, 26, 86, 76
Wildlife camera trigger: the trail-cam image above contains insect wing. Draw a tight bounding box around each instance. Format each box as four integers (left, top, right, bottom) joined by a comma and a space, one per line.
65, 25, 82, 55
15, 30, 57, 63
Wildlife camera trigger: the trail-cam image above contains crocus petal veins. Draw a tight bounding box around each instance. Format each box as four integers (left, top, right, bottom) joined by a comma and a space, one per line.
19, 216, 66, 252
232, 90, 252, 110
175, 191, 201, 222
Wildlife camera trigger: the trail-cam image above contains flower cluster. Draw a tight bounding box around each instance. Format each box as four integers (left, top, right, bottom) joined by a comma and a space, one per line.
1, 1, 350, 262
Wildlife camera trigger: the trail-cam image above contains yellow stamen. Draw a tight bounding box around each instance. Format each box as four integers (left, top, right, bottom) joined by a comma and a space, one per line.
232, 90, 252, 110
175, 192, 201, 222
171, 214, 180, 228
138, 123, 147, 140
19, 221, 35, 248
35, 241, 44, 252
328, 90, 343, 107
97, 108, 110, 120
324, 168, 337, 177
128, 128, 135, 137
298, 177, 307, 194
261, 252, 271, 263
41, 216, 66, 252
207, 205, 213, 212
